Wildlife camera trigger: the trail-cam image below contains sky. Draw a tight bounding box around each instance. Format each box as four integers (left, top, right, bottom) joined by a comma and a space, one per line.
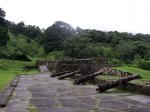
1, 0, 150, 34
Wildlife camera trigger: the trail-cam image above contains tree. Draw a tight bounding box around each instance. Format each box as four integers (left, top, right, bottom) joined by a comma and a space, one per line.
0, 8, 5, 17
98, 46, 114, 58
64, 36, 100, 58
43, 21, 75, 53
25, 25, 42, 39
0, 8, 9, 46
87, 30, 112, 43
132, 41, 149, 58
7, 20, 42, 39
116, 41, 135, 63
4, 34, 42, 60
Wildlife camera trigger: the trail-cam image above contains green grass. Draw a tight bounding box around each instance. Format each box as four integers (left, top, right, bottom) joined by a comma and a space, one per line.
0, 59, 34, 70
0, 59, 39, 91
114, 66, 150, 84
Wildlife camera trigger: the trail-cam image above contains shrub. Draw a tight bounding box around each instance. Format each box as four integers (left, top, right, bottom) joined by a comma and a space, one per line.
109, 59, 123, 66
47, 51, 64, 60
138, 60, 150, 71
132, 55, 142, 67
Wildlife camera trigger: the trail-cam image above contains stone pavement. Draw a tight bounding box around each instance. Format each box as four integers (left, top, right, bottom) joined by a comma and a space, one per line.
1, 69, 150, 112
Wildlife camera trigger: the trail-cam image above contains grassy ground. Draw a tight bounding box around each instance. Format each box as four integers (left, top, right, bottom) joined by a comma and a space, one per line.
0, 59, 39, 91
114, 66, 150, 84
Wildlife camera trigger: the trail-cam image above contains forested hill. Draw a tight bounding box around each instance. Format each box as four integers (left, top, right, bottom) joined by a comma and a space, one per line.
0, 8, 150, 65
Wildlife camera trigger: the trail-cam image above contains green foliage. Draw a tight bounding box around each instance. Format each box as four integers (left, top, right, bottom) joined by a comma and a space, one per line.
0, 8, 44, 60
7, 21, 42, 39
47, 51, 64, 60
0, 59, 35, 70
138, 60, 150, 71
132, 55, 142, 66
116, 41, 135, 63
0, 32, 44, 60
0, 11, 150, 63
64, 37, 100, 58
63, 29, 150, 61
42, 21, 75, 53
36, 46, 45, 57
132, 41, 149, 58
84, 45, 100, 58
109, 59, 123, 66
87, 30, 112, 43
98, 46, 114, 58
114, 40, 150, 63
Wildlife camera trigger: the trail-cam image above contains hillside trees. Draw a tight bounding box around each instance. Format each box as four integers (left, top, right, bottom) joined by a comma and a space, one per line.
42, 21, 75, 53
87, 30, 112, 43
7, 21, 42, 40
64, 34, 104, 58
0, 8, 43, 60
0, 8, 149, 64
116, 41, 135, 63
0, 32, 43, 60
63, 28, 150, 63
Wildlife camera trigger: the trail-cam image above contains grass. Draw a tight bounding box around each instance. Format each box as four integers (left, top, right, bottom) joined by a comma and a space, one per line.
0, 59, 39, 91
114, 66, 150, 84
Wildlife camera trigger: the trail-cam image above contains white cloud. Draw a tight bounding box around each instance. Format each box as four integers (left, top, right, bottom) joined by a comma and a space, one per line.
1, 0, 150, 34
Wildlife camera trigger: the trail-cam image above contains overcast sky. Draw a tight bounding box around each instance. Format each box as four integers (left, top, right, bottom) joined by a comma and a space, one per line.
1, 0, 150, 34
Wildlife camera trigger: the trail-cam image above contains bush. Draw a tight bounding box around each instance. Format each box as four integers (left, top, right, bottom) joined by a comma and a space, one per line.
109, 59, 123, 66
47, 51, 64, 60
132, 55, 142, 67
138, 60, 150, 71
98, 46, 114, 58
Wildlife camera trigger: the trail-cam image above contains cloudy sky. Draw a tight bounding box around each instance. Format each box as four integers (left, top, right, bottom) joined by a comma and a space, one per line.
1, 0, 150, 34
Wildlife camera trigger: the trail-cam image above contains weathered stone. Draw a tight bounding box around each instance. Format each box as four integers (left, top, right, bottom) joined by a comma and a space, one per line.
127, 95, 150, 103
99, 99, 130, 110
37, 107, 89, 112
2, 87, 14, 96
119, 97, 150, 107
4, 71, 150, 112
11, 91, 31, 101
6, 108, 28, 112
10, 80, 18, 87
61, 101, 95, 109
30, 98, 59, 107
77, 96, 97, 106
0, 95, 8, 107
32, 91, 57, 97
122, 106, 150, 112
6, 100, 28, 112
95, 108, 119, 112
57, 97, 79, 102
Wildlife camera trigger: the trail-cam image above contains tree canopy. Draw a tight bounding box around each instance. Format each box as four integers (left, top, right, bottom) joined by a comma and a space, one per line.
42, 21, 75, 53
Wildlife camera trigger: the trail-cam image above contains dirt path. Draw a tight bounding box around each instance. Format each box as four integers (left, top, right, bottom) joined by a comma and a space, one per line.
1, 66, 150, 112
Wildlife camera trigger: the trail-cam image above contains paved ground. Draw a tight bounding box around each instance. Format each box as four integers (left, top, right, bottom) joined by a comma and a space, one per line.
1, 66, 150, 112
